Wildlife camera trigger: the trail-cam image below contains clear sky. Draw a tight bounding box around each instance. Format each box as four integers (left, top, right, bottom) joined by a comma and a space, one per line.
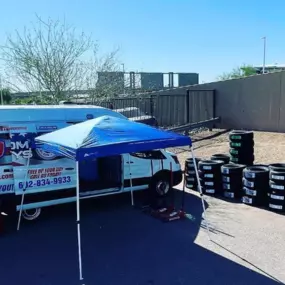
0, 0, 284, 83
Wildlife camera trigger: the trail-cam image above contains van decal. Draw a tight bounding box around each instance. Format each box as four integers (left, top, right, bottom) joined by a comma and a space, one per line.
0, 184, 14, 193
36, 126, 58, 131
0, 139, 6, 158
0, 126, 27, 132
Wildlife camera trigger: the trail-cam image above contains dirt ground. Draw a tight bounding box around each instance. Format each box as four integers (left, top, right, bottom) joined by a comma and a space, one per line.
170, 129, 285, 167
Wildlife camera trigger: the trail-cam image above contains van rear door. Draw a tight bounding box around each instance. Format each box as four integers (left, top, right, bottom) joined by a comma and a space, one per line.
0, 125, 14, 197
9, 122, 77, 211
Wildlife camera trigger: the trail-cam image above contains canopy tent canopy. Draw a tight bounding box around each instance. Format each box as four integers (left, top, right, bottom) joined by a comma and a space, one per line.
35, 115, 192, 160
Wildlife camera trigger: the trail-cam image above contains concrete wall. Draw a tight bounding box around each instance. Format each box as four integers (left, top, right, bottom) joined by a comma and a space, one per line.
150, 71, 285, 132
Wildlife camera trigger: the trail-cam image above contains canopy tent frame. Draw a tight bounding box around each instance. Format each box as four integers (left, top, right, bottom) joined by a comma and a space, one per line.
16, 115, 210, 285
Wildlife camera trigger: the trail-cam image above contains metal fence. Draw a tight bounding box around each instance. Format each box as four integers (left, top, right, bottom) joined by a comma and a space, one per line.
89, 89, 215, 129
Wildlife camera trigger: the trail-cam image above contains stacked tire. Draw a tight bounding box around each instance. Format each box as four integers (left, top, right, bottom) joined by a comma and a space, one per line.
268, 163, 285, 212
184, 158, 200, 190
211, 154, 230, 164
198, 160, 224, 195
242, 165, 269, 207
229, 130, 255, 166
221, 164, 245, 199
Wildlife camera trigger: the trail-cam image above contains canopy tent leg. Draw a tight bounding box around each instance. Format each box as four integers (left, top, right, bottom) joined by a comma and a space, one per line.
128, 154, 134, 206
17, 155, 31, 231
190, 146, 211, 241
76, 161, 85, 285
181, 168, 186, 211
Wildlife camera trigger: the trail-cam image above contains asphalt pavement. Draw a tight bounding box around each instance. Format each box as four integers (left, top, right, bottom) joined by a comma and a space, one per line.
0, 187, 284, 285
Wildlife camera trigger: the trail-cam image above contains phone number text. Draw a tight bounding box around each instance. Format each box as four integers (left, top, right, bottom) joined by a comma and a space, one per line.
18, 176, 71, 189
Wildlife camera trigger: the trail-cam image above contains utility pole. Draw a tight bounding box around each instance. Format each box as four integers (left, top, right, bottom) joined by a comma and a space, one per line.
121, 63, 125, 94
261, 36, 266, 74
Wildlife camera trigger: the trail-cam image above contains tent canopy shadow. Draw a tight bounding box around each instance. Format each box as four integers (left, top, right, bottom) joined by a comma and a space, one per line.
0, 189, 282, 285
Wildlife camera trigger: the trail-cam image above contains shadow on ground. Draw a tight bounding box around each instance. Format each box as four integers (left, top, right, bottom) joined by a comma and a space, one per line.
0, 189, 282, 285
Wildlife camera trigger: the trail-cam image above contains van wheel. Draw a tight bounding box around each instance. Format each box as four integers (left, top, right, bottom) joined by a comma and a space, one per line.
22, 208, 42, 221
150, 173, 171, 197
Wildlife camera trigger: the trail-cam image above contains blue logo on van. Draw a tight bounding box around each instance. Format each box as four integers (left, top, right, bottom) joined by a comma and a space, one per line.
86, 114, 94, 120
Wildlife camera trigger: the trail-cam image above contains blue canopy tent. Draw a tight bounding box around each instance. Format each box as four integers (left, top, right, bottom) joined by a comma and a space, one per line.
18, 115, 209, 284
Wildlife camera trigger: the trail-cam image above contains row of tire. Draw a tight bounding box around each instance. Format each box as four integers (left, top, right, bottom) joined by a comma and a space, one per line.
184, 156, 285, 213
229, 130, 254, 166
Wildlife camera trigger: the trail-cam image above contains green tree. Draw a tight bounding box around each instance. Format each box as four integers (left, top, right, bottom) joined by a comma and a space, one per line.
217, 65, 257, 81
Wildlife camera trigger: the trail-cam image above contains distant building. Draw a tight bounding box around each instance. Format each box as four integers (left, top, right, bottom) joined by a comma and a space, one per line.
96, 72, 125, 94
178, 73, 199, 87
140, 72, 164, 91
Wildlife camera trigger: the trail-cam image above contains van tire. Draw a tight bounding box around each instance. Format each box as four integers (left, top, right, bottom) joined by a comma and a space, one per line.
150, 172, 172, 198
22, 208, 42, 221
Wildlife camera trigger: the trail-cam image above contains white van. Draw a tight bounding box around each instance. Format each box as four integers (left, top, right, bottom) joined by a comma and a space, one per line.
0, 105, 182, 220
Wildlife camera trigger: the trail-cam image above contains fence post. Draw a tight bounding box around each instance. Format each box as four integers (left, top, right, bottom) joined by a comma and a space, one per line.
186, 90, 190, 124
150, 95, 155, 117
210, 89, 216, 131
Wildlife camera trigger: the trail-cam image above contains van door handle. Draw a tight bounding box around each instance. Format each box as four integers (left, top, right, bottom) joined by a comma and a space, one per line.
126, 161, 134, 164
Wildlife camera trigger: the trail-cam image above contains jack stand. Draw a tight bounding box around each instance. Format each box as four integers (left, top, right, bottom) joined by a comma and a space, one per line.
141, 194, 187, 223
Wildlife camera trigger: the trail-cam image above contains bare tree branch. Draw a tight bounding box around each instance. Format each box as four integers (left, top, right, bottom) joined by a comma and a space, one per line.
0, 15, 92, 103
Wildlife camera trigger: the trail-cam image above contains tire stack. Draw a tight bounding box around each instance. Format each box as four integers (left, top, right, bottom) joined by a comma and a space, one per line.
242, 165, 269, 207
268, 163, 285, 212
184, 158, 200, 190
211, 154, 230, 164
229, 130, 255, 166
198, 160, 224, 195
221, 164, 245, 199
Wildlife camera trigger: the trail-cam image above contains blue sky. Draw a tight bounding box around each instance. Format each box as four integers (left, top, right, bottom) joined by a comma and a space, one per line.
0, 0, 285, 83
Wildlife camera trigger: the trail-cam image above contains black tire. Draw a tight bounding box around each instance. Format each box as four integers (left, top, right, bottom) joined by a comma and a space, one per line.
185, 168, 196, 176
268, 202, 284, 212
268, 193, 285, 212
198, 160, 224, 172
199, 171, 219, 180
201, 186, 216, 195
269, 190, 285, 202
211, 154, 230, 164
185, 158, 200, 169
223, 191, 236, 199
243, 166, 269, 179
221, 163, 246, 175
242, 166, 269, 206
229, 148, 254, 157
230, 154, 255, 164
269, 170, 285, 183
150, 173, 171, 198
22, 208, 42, 221
222, 173, 243, 184
242, 195, 255, 205
230, 141, 254, 148
269, 163, 285, 172
230, 158, 254, 166
229, 130, 254, 141
269, 180, 285, 191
